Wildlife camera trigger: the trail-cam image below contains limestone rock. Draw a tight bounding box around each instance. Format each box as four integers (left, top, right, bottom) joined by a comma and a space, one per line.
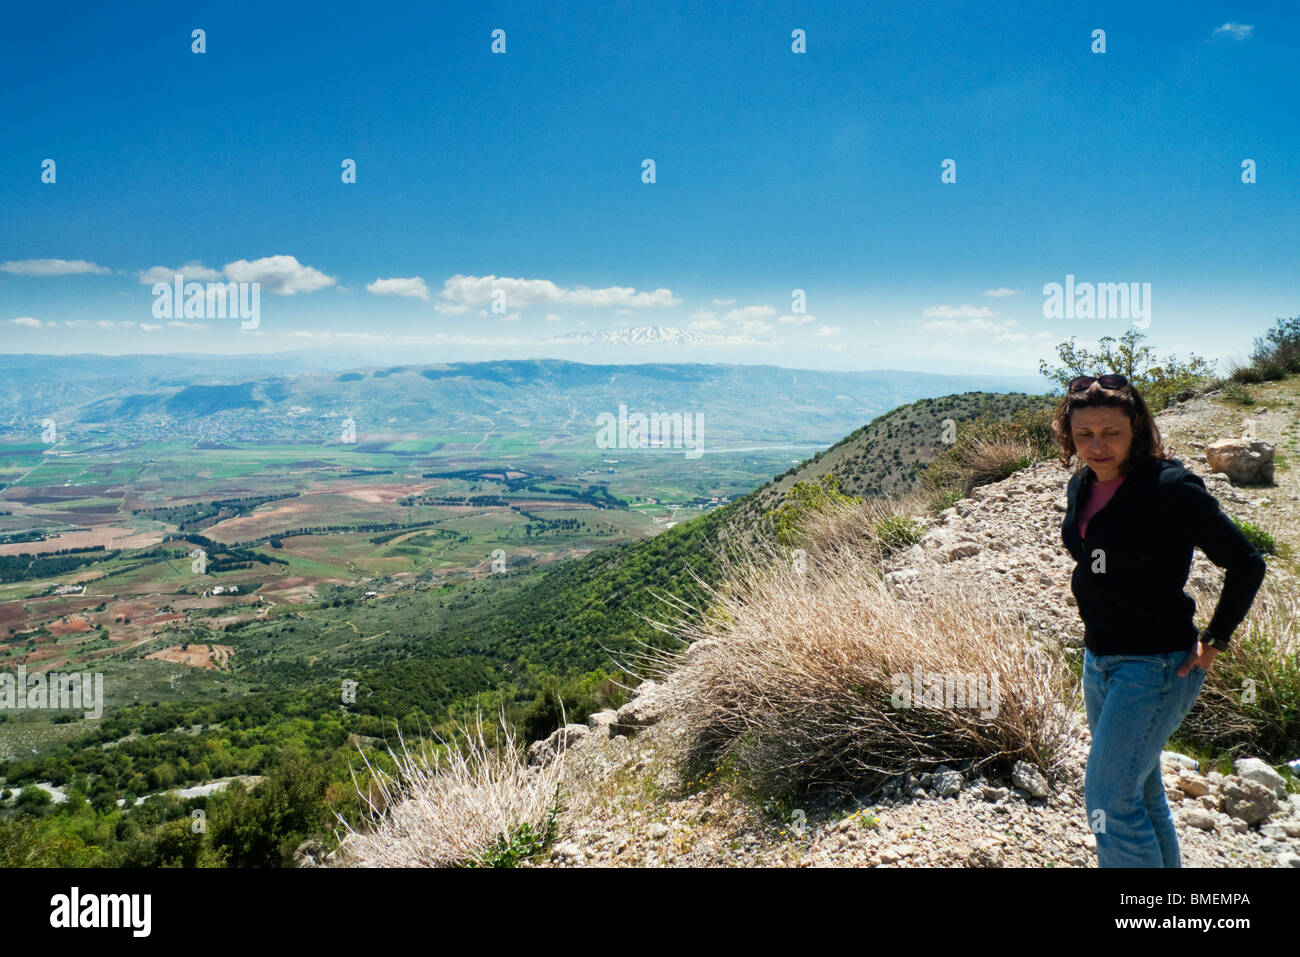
921, 528, 982, 562
612, 681, 666, 737
1181, 808, 1217, 831
1011, 760, 1050, 798
933, 769, 964, 798
1221, 778, 1281, 825
526, 722, 589, 767
1177, 770, 1210, 798
1233, 757, 1287, 800
1206, 438, 1274, 484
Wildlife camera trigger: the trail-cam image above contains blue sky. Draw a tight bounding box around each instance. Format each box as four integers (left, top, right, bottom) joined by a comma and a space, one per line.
1, 0, 1296, 377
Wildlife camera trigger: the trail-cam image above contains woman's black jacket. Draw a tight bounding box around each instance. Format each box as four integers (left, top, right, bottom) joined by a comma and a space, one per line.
1060, 454, 1267, 655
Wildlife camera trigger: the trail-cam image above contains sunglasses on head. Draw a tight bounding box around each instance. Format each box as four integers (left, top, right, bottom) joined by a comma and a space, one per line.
1069, 374, 1128, 393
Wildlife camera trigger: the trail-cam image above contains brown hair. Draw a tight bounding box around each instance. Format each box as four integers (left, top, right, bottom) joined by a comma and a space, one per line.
1051, 378, 1169, 475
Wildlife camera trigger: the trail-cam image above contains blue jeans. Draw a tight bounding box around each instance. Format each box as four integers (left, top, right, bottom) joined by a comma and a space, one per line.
1082, 648, 1208, 867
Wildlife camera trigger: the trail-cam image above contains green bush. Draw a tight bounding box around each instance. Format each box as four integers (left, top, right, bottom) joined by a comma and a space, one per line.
1234, 519, 1276, 556
1220, 382, 1256, 405
874, 515, 924, 552
763, 474, 859, 547
521, 668, 626, 742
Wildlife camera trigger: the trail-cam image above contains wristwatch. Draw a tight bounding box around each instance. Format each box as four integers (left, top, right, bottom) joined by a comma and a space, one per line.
1199, 629, 1230, 652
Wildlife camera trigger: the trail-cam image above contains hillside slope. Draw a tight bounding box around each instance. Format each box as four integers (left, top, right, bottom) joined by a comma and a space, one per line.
720, 391, 1053, 539
510, 381, 1300, 868
347, 389, 1060, 723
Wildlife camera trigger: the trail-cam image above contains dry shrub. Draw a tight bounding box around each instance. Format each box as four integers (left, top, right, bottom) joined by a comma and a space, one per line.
922, 434, 1039, 500
793, 487, 931, 564
333, 708, 569, 867
635, 521, 1083, 807
918, 410, 1049, 507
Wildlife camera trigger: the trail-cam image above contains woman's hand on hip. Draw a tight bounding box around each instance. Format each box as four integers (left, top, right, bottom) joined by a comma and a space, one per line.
1178, 642, 1219, 676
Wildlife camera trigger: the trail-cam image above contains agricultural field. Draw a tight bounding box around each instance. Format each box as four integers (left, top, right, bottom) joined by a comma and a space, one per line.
0, 430, 777, 709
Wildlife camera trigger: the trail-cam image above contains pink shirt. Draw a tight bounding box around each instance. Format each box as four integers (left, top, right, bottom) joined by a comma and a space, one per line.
1077, 472, 1125, 539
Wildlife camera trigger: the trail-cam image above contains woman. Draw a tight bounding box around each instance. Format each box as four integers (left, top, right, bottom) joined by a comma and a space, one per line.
1055, 373, 1267, 867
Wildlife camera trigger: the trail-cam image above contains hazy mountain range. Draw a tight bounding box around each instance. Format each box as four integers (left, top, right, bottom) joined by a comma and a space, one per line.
0, 354, 1049, 447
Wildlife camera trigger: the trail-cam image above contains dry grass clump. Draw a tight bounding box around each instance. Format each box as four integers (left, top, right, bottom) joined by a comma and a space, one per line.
916, 407, 1056, 510
1179, 572, 1300, 758
635, 525, 1083, 807
791, 487, 931, 564
333, 709, 569, 867
921, 434, 1040, 503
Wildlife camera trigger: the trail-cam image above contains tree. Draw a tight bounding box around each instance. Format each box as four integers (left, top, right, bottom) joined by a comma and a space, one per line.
14, 785, 53, 817
1038, 327, 1215, 411
207, 754, 328, 867
1248, 315, 1300, 376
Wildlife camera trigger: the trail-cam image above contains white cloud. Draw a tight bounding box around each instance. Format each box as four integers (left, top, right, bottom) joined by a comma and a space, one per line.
712, 297, 737, 305
0, 258, 111, 276
140, 323, 163, 332
815, 325, 841, 336
283, 330, 392, 341
63, 319, 90, 328
167, 320, 207, 330
921, 316, 1028, 342
687, 316, 725, 331
435, 274, 680, 311
1212, 22, 1253, 40
983, 288, 1021, 298
366, 277, 430, 300
923, 304, 995, 319
685, 303, 789, 336
723, 305, 776, 322
223, 255, 336, 295
544, 313, 563, 322
138, 262, 223, 284
779, 313, 815, 325
9, 316, 43, 327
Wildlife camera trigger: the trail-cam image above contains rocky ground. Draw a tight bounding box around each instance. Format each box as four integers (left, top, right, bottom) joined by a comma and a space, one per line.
519, 384, 1300, 868
525, 679, 1299, 868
